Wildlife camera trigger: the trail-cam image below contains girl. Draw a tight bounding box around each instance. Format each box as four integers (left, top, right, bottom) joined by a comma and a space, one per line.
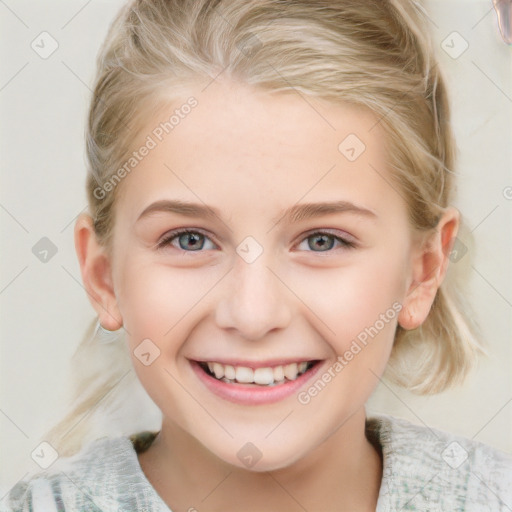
5, 0, 512, 510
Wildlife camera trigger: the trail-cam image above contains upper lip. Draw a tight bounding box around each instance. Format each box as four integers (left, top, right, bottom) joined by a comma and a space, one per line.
192, 358, 320, 369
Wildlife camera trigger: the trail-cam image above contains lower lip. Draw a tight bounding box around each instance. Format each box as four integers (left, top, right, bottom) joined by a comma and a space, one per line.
191, 360, 324, 405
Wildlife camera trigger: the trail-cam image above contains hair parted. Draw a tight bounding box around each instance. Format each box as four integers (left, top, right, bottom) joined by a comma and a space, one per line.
46, 0, 485, 456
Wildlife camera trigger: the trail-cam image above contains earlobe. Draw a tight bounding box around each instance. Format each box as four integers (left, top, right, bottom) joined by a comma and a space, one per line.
398, 207, 460, 330
74, 213, 123, 331
398, 304, 420, 331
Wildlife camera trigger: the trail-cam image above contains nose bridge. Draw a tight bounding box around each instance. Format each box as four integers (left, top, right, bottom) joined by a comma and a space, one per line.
215, 246, 292, 340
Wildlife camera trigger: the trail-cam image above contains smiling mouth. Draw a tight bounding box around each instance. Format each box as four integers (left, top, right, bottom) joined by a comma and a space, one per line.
197, 360, 318, 386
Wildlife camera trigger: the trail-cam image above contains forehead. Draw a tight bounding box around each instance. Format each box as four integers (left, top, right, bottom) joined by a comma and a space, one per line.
115, 78, 405, 225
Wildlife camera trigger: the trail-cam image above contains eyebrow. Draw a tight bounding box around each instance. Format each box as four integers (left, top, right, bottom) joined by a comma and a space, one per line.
136, 199, 378, 225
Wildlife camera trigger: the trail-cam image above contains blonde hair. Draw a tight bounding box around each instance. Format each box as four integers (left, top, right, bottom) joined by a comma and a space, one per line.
46, 0, 485, 456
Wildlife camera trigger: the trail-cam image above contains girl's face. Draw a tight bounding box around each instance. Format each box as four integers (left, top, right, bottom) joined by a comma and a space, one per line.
104, 78, 424, 470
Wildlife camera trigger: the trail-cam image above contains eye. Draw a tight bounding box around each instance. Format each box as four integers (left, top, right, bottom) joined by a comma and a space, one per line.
157, 229, 217, 252
296, 231, 356, 252
156, 228, 356, 253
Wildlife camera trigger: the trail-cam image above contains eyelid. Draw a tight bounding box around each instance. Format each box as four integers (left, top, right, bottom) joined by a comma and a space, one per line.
157, 227, 357, 252
156, 227, 219, 250
298, 227, 357, 246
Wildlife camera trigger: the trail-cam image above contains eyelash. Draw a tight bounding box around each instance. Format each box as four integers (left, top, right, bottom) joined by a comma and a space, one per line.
156, 228, 357, 253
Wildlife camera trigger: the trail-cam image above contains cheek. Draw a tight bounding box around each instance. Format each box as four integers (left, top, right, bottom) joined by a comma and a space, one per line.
291, 249, 406, 351
293, 253, 405, 419
115, 256, 218, 347
114, 257, 211, 409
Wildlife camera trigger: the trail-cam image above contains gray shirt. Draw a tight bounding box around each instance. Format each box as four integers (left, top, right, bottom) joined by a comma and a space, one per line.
4, 413, 512, 511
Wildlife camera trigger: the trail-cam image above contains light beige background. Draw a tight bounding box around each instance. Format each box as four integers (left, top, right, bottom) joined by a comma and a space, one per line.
1, 0, 511, 497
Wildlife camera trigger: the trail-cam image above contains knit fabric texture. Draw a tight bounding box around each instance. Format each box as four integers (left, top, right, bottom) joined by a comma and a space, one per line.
4, 413, 512, 511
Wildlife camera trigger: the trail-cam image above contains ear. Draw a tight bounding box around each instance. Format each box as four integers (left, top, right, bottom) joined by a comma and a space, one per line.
74, 213, 123, 330
398, 206, 460, 330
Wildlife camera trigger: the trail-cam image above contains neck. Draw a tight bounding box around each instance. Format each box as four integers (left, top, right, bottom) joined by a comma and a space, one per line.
137, 407, 382, 512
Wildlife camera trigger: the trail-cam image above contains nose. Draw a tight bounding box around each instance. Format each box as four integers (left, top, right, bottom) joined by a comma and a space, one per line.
214, 251, 293, 341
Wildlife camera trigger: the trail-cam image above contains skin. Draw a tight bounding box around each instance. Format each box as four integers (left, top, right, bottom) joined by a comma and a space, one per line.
75, 77, 459, 512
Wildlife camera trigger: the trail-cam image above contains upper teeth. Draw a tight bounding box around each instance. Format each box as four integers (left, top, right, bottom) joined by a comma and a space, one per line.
206, 361, 310, 385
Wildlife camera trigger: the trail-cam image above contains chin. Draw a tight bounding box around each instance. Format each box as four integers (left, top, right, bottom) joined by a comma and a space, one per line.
211, 441, 309, 473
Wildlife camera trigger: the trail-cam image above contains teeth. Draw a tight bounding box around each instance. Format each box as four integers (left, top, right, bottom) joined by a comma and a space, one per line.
224, 364, 236, 380
235, 366, 254, 383
212, 362, 224, 379
273, 365, 285, 382
284, 363, 298, 380
202, 361, 312, 386
254, 367, 274, 385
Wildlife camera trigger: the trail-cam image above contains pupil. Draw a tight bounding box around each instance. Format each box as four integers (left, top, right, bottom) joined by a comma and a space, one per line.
181, 233, 202, 250
312, 234, 332, 251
